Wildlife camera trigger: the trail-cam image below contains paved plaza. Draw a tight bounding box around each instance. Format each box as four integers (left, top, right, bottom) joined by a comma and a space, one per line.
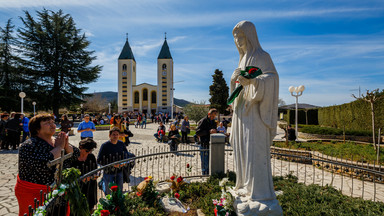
0, 122, 382, 215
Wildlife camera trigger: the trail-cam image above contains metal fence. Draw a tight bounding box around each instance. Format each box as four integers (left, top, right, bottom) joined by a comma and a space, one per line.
27, 143, 384, 215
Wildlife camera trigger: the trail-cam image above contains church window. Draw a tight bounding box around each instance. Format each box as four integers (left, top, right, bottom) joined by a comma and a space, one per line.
151, 91, 156, 103
162, 76, 167, 79
143, 89, 148, 101
122, 82, 127, 84
162, 81, 167, 84
162, 99, 167, 102
133, 65, 136, 73
122, 108, 127, 110
162, 103, 167, 106
134, 92, 139, 104
122, 64, 127, 71
123, 90, 127, 93
162, 94, 167, 97
162, 64, 167, 70
123, 99, 127, 101
122, 77, 127, 79
162, 90, 167, 92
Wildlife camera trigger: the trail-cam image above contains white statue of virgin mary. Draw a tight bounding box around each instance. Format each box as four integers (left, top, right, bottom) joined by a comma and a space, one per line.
229, 21, 282, 215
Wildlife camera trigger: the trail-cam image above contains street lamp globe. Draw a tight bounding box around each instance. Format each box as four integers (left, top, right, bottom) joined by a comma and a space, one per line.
288, 86, 295, 93
19, 92, 26, 98
80, 104, 83, 108
298, 85, 305, 93
32, 101, 36, 106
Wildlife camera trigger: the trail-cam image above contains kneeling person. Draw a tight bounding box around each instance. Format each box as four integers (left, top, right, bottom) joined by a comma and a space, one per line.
97, 127, 129, 195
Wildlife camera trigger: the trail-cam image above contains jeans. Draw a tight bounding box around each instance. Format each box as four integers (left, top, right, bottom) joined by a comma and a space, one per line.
102, 172, 123, 195
181, 131, 188, 143
200, 143, 209, 175
141, 121, 146, 129
154, 133, 164, 142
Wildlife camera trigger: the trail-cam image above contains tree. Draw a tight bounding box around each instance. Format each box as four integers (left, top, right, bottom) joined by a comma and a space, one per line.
352, 89, 384, 150
278, 98, 286, 107
17, 9, 101, 116
183, 101, 209, 123
83, 94, 107, 113
209, 69, 229, 122
0, 19, 21, 111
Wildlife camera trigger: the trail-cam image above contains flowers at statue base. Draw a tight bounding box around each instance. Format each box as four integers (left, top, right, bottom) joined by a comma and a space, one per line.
174, 192, 180, 199
166, 175, 186, 193
92, 184, 127, 216
100, 210, 110, 216
213, 178, 234, 216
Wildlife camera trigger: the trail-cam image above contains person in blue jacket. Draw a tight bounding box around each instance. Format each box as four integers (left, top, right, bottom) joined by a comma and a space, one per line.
21, 114, 30, 142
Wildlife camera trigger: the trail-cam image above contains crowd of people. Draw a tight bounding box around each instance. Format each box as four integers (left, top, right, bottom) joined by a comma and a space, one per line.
1, 109, 238, 215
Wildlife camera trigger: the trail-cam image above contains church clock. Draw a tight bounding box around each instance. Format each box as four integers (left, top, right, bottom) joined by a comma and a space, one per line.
162, 71, 166, 76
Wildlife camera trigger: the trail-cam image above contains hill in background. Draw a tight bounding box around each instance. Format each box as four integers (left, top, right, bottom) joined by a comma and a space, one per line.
92, 91, 192, 107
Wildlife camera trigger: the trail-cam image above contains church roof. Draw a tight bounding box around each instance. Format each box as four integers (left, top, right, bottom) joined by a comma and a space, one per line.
119, 39, 135, 61
158, 39, 172, 59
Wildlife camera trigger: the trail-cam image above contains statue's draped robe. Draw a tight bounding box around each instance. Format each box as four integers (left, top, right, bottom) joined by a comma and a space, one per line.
230, 39, 279, 201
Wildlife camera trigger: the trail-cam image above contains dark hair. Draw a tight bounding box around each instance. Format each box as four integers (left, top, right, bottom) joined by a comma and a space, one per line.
113, 114, 121, 125
29, 114, 55, 137
79, 138, 97, 150
61, 114, 68, 121
1, 113, 9, 118
109, 127, 121, 135
208, 108, 218, 114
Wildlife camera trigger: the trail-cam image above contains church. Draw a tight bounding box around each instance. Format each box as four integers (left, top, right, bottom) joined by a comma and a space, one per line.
117, 35, 173, 114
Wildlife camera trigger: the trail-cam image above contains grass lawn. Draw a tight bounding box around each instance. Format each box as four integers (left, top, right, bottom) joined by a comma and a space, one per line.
273, 141, 384, 164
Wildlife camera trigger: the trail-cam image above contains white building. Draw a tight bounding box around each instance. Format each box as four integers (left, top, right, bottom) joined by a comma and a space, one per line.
117, 35, 173, 114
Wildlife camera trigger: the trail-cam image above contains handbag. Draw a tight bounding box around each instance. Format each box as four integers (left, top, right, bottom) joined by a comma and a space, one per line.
124, 129, 134, 137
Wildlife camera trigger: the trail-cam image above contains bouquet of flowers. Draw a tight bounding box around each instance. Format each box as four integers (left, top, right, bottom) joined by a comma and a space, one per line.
166, 175, 186, 193
227, 66, 262, 105
93, 184, 127, 216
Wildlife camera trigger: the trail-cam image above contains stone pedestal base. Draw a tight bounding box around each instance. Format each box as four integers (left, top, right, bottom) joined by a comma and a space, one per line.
229, 189, 283, 216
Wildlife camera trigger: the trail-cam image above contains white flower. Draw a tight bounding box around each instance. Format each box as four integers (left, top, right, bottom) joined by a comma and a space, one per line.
59, 191, 64, 196
52, 190, 58, 196
219, 178, 229, 187
38, 213, 43, 216
60, 184, 67, 189
38, 206, 46, 211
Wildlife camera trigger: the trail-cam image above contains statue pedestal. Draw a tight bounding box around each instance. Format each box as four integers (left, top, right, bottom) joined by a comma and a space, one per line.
229, 189, 283, 216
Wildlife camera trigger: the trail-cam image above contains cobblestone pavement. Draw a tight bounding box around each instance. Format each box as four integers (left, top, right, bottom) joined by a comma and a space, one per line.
0, 122, 382, 215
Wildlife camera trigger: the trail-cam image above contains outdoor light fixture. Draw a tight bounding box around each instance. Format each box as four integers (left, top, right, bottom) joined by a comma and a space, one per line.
288, 85, 305, 139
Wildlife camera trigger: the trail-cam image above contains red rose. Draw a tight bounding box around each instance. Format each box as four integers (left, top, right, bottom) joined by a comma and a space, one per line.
170, 176, 175, 181
110, 185, 118, 192
177, 176, 183, 183
248, 67, 257, 75
144, 177, 148, 180
174, 193, 180, 199
136, 192, 142, 197
101, 210, 110, 216
187, 164, 190, 168
114, 206, 120, 212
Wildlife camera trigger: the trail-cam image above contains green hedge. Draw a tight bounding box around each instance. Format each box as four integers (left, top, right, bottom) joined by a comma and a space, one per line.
300, 125, 372, 136
318, 98, 384, 131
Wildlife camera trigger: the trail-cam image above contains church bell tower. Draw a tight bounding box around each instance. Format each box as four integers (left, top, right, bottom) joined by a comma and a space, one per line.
157, 33, 173, 114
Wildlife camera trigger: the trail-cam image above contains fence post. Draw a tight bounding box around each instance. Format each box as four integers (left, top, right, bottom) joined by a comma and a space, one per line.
210, 133, 226, 175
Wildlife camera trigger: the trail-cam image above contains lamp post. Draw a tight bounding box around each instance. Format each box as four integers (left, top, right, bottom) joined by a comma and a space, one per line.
288, 85, 305, 139
19, 92, 26, 113
170, 87, 175, 119
32, 102, 36, 116
80, 103, 83, 115
108, 103, 111, 114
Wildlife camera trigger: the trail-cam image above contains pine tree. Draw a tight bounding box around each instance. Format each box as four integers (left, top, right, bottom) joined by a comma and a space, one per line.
209, 69, 229, 121
17, 9, 101, 116
0, 18, 22, 111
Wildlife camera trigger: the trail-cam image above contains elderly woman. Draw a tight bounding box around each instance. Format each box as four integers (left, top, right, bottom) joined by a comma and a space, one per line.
71, 138, 98, 212
15, 114, 80, 216
180, 116, 190, 144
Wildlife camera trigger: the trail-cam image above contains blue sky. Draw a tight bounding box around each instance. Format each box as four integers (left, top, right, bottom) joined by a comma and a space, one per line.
1, 0, 384, 107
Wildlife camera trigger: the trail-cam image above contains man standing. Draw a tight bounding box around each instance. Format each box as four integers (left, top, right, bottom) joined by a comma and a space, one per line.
77, 114, 96, 140
97, 127, 129, 195
21, 114, 30, 142
196, 108, 217, 175
0, 113, 9, 149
